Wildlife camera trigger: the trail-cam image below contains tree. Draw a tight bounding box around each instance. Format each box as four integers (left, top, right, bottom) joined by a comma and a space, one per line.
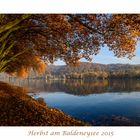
0, 14, 140, 77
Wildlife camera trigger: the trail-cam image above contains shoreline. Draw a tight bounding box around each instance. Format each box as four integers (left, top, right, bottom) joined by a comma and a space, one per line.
0, 81, 88, 126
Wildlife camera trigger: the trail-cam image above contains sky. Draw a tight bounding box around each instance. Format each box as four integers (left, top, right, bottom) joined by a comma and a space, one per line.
54, 43, 140, 65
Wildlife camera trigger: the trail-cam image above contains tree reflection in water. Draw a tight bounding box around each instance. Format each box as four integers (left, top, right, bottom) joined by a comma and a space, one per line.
2, 78, 140, 95
2, 78, 140, 126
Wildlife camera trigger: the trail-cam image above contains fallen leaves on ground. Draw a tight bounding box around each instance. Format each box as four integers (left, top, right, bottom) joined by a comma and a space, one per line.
0, 81, 87, 126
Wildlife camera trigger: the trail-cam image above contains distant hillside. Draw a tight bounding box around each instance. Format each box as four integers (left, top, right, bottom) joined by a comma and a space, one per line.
47, 62, 108, 74
1, 62, 140, 80
46, 62, 140, 79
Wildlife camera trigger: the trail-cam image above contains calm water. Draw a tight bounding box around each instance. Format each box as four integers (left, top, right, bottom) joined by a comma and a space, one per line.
4, 78, 140, 126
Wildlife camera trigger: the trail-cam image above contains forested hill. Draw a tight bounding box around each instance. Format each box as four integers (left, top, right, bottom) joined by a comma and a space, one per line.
46, 62, 140, 79
47, 62, 107, 74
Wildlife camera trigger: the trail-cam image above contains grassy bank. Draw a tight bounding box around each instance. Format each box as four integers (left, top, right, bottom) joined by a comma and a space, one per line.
0, 81, 86, 126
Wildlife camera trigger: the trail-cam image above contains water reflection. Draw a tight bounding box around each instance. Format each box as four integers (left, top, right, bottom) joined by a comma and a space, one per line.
1, 78, 140, 126
3, 78, 140, 95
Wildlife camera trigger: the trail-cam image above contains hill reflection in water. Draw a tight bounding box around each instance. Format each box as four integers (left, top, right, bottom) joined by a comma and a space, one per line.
4, 78, 140, 95
3, 78, 140, 126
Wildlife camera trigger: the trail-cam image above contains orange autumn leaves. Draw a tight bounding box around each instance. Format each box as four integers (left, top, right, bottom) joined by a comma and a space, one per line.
15, 57, 46, 78
0, 82, 84, 126
8, 55, 46, 78
0, 14, 140, 77
104, 14, 139, 59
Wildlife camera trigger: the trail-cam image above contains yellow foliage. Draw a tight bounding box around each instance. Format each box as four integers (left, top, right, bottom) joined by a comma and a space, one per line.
17, 67, 28, 78
30, 56, 46, 74
35, 60, 46, 74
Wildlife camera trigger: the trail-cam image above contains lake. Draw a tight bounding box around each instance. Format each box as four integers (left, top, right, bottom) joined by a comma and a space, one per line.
4, 78, 140, 126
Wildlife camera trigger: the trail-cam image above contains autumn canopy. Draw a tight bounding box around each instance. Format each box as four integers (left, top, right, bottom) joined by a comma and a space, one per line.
0, 14, 140, 77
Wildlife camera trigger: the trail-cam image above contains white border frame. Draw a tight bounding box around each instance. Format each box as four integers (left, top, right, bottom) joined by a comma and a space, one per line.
0, 0, 140, 13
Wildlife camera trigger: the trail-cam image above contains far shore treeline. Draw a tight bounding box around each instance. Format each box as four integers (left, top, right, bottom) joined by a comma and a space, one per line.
45, 62, 140, 80
1, 62, 140, 80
